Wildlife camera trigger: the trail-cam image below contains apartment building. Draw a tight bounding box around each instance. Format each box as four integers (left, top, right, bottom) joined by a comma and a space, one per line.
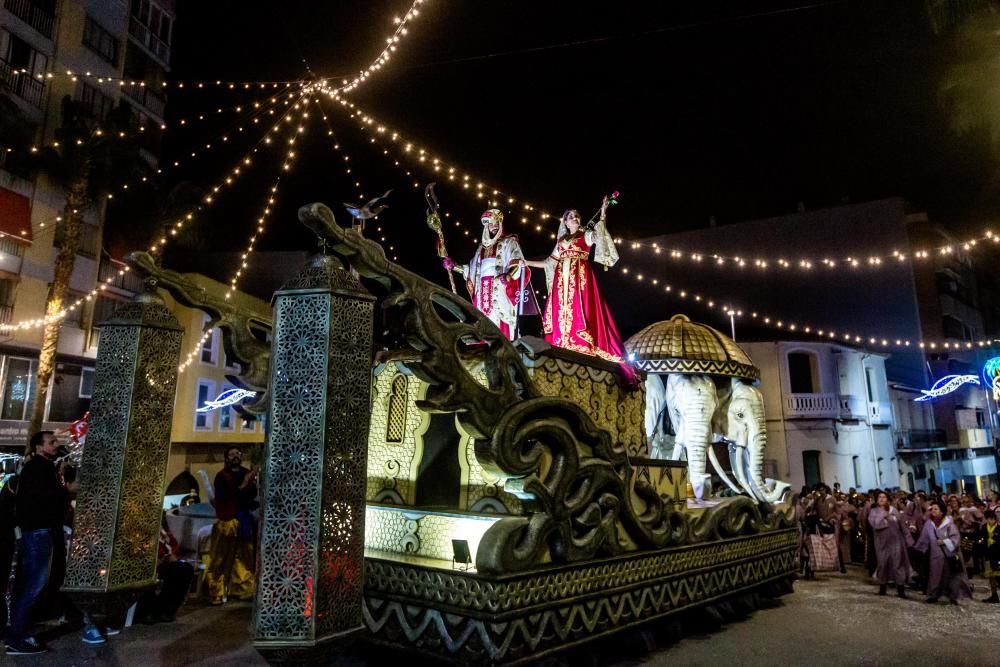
741, 340, 899, 491
0, 0, 174, 448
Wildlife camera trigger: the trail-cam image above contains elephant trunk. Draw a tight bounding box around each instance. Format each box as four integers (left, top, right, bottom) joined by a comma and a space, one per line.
747, 429, 789, 503
684, 417, 711, 500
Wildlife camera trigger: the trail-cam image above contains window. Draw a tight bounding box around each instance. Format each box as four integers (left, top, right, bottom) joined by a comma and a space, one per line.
1, 30, 47, 106
865, 367, 875, 402
132, 0, 173, 46
787, 352, 818, 393
194, 380, 215, 431
199, 317, 218, 365
82, 16, 119, 65
0, 279, 16, 324
1, 357, 36, 421
852, 456, 861, 488
48, 363, 89, 422
61, 291, 86, 328
76, 81, 115, 120
79, 368, 95, 398
218, 384, 235, 432
224, 348, 239, 371
239, 414, 257, 433
386, 375, 408, 443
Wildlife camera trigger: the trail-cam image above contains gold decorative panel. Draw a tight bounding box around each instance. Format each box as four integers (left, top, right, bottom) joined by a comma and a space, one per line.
367, 361, 427, 505
524, 353, 648, 457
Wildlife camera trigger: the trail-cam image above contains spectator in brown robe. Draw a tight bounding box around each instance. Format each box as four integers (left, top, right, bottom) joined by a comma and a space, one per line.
915, 499, 972, 605
868, 491, 911, 597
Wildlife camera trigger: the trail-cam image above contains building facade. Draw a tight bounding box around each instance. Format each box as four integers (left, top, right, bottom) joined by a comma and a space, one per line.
741, 341, 899, 492
625, 197, 1000, 496
0, 0, 174, 449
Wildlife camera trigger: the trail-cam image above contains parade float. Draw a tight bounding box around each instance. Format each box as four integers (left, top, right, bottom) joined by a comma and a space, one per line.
61, 202, 797, 665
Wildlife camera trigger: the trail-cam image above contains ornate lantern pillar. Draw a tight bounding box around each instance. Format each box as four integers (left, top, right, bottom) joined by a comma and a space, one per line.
253, 254, 375, 655
62, 290, 183, 621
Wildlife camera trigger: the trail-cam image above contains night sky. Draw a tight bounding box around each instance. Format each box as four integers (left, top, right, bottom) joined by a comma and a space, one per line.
110, 0, 1000, 340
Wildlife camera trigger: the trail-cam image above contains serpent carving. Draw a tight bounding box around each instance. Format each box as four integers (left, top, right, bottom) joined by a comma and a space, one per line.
124, 251, 272, 414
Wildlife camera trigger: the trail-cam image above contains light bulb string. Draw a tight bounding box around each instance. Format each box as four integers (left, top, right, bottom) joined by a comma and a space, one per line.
320, 92, 1000, 351
614, 262, 1000, 351
179, 98, 311, 372
325, 90, 1000, 276
148, 91, 309, 255
0, 94, 307, 334
25, 92, 291, 253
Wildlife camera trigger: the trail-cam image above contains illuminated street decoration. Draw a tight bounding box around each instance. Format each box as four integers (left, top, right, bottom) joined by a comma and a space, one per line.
196, 387, 256, 412
914, 374, 980, 402
983, 357, 1000, 400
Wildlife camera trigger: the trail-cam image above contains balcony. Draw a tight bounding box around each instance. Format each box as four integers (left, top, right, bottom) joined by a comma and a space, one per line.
98, 258, 143, 295
54, 220, 100, 259
3, 0, 55, 39
0, 58, 44, 108
0, 236, 25, 276
128, 15, 170, 64
121, 82, 166, 118
957, 428, 989, 449
896, 429, 946, 450
784, 392, 839, 418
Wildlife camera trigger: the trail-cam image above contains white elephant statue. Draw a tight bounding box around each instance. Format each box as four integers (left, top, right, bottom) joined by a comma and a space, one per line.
648, 374, 790, 504
664, 373, 719, 501
719, 378, 790, 504
644, 374, 669, 458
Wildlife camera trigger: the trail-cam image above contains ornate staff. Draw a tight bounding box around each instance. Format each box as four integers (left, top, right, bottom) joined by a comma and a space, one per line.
424, 182, 457, 294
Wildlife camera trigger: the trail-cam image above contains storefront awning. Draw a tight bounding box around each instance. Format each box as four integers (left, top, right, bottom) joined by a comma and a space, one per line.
0, 188, 32, 244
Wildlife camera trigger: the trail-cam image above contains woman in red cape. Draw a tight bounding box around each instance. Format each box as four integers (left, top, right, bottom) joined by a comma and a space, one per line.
526, 198, 636, 383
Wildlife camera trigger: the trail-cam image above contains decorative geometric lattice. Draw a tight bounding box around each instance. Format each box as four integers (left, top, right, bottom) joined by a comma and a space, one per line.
255, 293, 328, 642
363, 529, 798, 664
63, 295, 182, 619
385, 374, 407, 443
253, 254, 374, 651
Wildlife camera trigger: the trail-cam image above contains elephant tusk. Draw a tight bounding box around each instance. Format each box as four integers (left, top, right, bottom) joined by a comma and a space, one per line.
707, 443, 742, 495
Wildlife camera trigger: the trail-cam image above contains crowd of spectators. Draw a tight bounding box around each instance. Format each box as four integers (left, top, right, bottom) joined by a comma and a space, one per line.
798, 483, 1000, 606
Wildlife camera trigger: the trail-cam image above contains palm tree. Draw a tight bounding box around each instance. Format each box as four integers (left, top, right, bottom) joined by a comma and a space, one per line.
26, 96, 151, 442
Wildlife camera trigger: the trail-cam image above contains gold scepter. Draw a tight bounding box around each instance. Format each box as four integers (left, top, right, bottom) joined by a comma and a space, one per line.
424, 183, 457, 294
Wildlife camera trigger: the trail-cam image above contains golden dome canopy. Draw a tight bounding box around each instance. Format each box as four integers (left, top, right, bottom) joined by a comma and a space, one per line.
625, 314, 759, 380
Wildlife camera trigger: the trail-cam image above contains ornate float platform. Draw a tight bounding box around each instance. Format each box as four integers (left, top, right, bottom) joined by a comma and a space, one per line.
78, 203, 798, 666
362, 508, 796, 665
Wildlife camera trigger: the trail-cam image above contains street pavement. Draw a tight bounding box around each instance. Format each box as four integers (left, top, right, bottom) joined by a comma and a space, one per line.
13, 568, 1000, 666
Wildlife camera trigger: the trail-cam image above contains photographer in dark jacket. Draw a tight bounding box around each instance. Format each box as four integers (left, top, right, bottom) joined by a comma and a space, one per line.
4, 432, 66, 656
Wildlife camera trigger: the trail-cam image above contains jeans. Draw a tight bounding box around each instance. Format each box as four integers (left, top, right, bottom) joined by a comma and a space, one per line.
7, 528, 52, 643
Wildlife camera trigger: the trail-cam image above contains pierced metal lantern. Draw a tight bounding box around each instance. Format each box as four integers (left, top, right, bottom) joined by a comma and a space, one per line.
253, 254, 375, 654
62, 290, 183, 621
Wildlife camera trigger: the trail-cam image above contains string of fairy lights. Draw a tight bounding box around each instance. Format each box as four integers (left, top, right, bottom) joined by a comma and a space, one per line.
2, 2, 426, 337
314, 99, 399, 261
334, 0, 428, 94
0, 93, 307, 334
8, 3, 997, 355
177, 95, 311, 372
4, 92, 295, 263
311, 87, 1000, 351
